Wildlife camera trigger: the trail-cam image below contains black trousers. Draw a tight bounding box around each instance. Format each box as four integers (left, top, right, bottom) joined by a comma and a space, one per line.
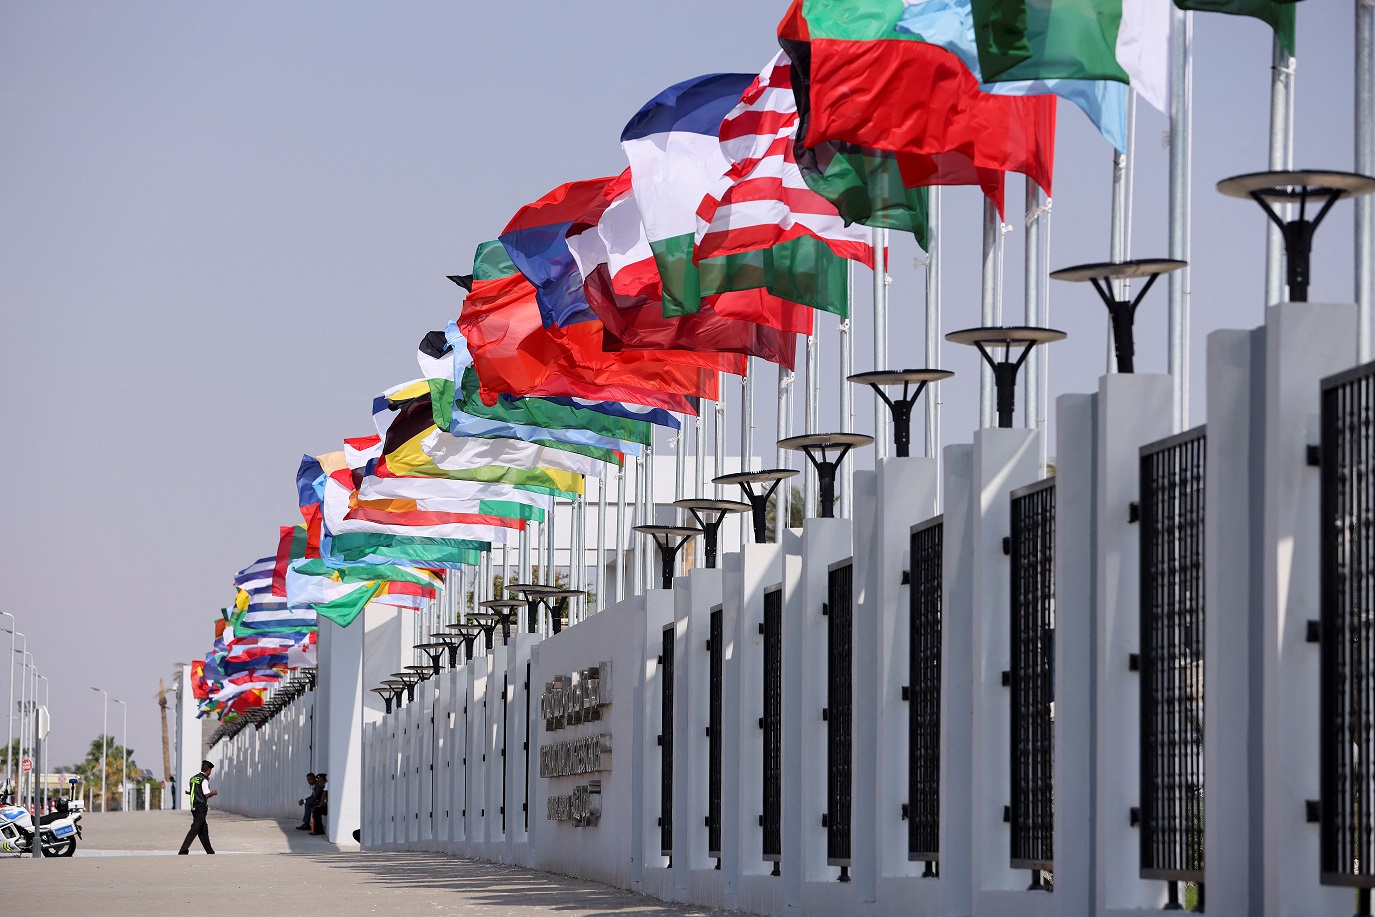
179, 807, 213, 854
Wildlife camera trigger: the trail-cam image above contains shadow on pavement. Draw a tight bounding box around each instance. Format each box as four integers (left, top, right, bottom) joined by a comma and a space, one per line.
304, 851, 744, 916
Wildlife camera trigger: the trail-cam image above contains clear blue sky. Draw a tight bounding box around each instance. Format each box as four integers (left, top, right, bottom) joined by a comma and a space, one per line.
0, 1, 1360, 769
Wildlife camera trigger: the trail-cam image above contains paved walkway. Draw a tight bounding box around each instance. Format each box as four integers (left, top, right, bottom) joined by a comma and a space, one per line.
1, 810, 749, 917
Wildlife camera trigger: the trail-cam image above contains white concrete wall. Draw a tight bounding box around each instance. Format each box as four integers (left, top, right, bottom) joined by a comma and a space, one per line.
215, 310, 1371, 916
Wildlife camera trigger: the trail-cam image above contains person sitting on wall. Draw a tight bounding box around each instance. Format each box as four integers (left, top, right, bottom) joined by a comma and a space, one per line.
310, 773, 328, 836
296, 773, 320, 831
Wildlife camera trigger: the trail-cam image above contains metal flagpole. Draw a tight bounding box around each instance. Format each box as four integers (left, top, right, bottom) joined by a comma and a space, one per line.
776, 362, 794, 538
547, 504, 558, 587
1266, 37, 1296, 307
1168, 7, 1194, 430
594, 475, 606, 613
571, 494, 585, 624
925, 188, 942, 477
1028, 182, 1045, 434
615, 461, 627, 603
804, 323, 820, 518
1360, 0, 1375, 360
714, 379, 726, 498
631, 453, 645, 595
519, 527, 531, 631
872, 226, 889, 457
839, 266, 854, 518
673, 427, 687, 511
740, 361, 755, 546
979, 199, 998, 426
1109, 94, 1138, 370
642, 444, 656, 589
696, 410, 706, 499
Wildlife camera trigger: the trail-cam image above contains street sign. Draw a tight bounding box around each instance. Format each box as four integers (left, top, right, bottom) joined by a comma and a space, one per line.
20, 758, 32, 773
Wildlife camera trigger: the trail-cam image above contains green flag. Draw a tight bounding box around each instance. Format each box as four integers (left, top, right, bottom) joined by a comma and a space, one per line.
1174, 0, 1294, 55
314, 583, 382, 628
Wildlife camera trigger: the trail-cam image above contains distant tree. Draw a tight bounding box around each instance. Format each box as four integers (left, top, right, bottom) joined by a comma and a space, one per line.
764, 485, 805, 541
72, 735, 139, 811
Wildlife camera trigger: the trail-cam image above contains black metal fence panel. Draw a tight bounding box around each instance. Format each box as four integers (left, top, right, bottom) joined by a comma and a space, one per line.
661, 626, 675, 857
828, 560, 854, 867
709, 606, 725, 858
909, 517, 944, 863
1320, 362, 1375, 887
1139, 426, 1207, 882
763, 587, 783, 863
1009, 478, 1055, 872
525, 661, 532, 834
502, 673, 508, 835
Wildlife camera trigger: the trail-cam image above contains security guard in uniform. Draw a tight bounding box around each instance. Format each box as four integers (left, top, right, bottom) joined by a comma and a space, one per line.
177, 760, 218, 855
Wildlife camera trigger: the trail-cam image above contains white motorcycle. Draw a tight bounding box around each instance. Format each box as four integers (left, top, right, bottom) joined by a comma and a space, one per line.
0, 799, 81, 856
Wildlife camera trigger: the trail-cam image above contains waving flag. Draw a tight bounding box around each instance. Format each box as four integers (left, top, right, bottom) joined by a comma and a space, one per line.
897, 0, 1128, 150
968, 0, 1170, 111
1175, 0, 1293, 55
781, 0, 1056, 197
566, 170, 807, 367
621, 72, 757, 316
459, 241, 727, 408
693, 50, 871, 318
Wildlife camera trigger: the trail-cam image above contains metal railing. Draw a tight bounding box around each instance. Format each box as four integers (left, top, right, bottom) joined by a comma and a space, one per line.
1139, 426, 1206, 886
1320, 361, 1375, 888
709, 605, 724, 860
909, 517, 943, 871
660, 626, 675, 858
1009, 478, 1055, 877
827, 559, 854, 875
763, 586, 783, 868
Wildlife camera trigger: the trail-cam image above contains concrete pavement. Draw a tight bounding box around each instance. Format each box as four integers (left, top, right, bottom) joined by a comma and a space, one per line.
0, 810, 751, 917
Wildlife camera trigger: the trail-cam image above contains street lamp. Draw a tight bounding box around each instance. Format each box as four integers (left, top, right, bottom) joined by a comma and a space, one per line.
90, 687, 108, 813
112, 699, 127, 812
36, 674, 47, 812
0, 615, 14, 798
0, 624, 21, 800
15, 649, 29, 808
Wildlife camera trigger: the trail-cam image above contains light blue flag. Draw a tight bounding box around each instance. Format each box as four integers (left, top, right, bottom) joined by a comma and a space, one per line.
897, 0, 1128, 152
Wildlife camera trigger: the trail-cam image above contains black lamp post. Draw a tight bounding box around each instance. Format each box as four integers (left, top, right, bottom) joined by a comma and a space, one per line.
945, 327, 1067, 428
1048, 259, 1185, 373
847, 370, 953, 457
712, 469, 799, 543
633, 524, 702, 589
443, 625, 482, 662
535, 589, 583, 634
414, 642, 448, 678
673, 499, 750, 568
391, 672, 421, 704
478, 599, 524, 643
776, 433, 874, 518
1216, 170, 1375, 302
464, 612, 501, 651
431, 633, 467, 668
370, 687, 395, 715
505, 583, 563, 633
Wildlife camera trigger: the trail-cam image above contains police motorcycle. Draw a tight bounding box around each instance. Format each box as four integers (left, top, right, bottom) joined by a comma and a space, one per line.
0, 798, 81, 856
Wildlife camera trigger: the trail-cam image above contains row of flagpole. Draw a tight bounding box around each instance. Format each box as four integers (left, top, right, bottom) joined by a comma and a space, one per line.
489, 5, 1375, 625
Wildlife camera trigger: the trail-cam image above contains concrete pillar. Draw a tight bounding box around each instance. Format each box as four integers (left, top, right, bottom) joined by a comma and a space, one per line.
967, 428, 1048, 914
174, 665, 199, 811
319, 616, 363, 845
1203, 327, 1261, 915
1094, 375, 1174, 912
1259, 302, 1357, 917
786, 516, 855, 912
1053, 393, 1097, 916
865, 456, 939, 899
940, 443, 975, 917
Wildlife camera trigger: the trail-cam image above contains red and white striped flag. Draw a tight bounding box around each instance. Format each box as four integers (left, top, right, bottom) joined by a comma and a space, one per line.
694, 51, 874, 268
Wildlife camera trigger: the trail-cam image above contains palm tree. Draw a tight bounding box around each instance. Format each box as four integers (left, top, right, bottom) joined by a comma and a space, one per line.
156, 677, 172, 784
75, 735, 139, 811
